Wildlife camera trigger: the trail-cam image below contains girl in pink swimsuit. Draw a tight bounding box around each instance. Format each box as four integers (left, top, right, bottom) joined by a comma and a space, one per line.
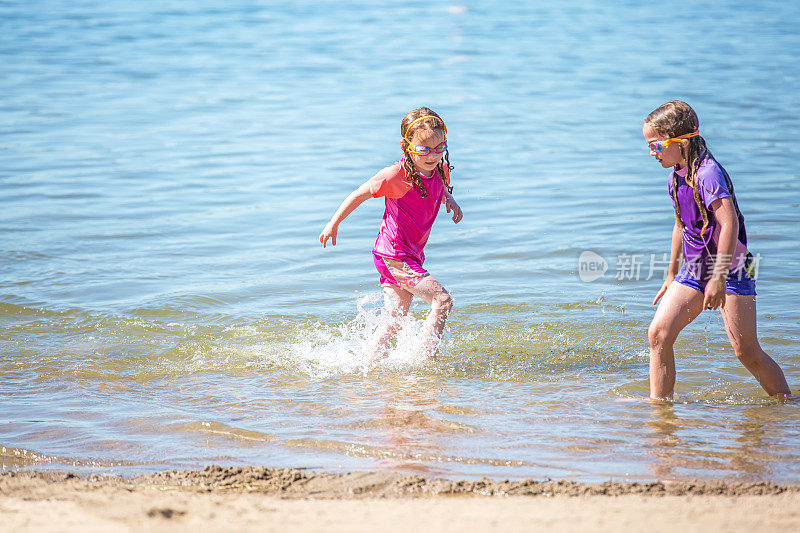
319, 108, 463, 357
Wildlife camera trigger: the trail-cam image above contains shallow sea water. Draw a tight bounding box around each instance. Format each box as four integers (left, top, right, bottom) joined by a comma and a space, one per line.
2, 1, 800, 482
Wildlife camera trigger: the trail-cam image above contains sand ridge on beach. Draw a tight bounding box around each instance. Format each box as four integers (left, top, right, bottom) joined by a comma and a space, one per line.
2, 466, 800, 532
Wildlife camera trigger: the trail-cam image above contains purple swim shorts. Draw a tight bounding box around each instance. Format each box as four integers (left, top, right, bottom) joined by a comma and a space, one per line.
674, 264, 757, 296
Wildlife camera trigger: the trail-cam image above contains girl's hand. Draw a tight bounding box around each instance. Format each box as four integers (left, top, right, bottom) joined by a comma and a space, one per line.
702, 277, 727, 310
445, 195, 463, 223
319, 222, 338, 248
652, 278, 673, 305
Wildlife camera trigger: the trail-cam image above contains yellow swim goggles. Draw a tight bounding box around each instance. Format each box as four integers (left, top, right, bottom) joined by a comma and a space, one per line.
649, 131, 699, 152
403, 115, 447, 156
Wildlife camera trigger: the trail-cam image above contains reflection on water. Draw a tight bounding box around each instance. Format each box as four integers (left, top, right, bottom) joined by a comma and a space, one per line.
645, 399, 799, 480
2, 1, 800, 481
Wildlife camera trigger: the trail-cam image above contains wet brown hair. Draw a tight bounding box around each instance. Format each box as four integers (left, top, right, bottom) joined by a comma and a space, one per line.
646, 100, 743, 237
400, 107, 453, 198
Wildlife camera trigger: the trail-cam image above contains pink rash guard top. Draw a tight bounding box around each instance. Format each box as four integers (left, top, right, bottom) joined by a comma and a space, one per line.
369, 161, 450, 265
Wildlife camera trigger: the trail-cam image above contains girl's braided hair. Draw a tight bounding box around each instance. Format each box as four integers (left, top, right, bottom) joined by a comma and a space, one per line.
400, 107, 453, 198
646, 100, 738, 237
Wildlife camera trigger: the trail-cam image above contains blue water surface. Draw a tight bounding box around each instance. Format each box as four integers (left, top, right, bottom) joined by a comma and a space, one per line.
1, 0, 799, 481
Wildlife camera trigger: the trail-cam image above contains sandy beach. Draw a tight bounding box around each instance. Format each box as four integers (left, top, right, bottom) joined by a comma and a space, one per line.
2, 467, 800, 532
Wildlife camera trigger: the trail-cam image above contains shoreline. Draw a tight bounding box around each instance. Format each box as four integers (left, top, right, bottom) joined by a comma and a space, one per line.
5, 466, 800, 498
3, 467, 800, 532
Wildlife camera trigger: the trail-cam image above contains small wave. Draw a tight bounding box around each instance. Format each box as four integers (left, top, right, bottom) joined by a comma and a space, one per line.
179, 421, 276, 442
0, 300, 80, 319
0, 444, 134, 471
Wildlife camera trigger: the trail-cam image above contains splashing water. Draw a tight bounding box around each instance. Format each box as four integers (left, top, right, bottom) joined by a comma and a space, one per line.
284, 292, 447, 377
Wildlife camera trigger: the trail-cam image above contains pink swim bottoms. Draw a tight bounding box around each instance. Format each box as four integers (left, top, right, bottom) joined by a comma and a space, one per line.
373, 253, 429, 288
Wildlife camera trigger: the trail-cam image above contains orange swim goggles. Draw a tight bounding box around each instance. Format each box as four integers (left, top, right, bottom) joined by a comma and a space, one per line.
649, 131, 699, 152
404, 114, 447, 156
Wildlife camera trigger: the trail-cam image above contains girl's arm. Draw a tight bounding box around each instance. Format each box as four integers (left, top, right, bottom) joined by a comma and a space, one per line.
653, 221, 683, 305
319, 180, 373, 248
703, 197, 739, 310
442, 190, 463, 224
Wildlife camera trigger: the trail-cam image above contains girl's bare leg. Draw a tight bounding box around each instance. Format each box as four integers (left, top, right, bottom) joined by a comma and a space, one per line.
720, 295, 790, 396
405, 275, 453, 357
648, 282, 704, 399
373, 285, 413, 356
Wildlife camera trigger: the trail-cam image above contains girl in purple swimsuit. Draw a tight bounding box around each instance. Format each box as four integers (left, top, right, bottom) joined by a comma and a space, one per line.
319, 108, 463, 357
643, 100, 790, 400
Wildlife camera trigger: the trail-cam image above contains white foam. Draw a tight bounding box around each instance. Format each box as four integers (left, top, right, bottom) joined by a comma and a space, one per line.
268, 292, 447, 377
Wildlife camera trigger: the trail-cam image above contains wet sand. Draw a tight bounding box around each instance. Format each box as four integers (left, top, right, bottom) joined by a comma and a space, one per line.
2, 467, 800, 532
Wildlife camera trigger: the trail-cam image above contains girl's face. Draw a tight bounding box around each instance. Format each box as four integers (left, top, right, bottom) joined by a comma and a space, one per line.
643, 123, 686, 169
407, 128, 446, 174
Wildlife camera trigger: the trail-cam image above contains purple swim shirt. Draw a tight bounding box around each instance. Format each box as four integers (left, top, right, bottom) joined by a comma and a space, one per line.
667, 154, 749, 281
369, 162, 447, 265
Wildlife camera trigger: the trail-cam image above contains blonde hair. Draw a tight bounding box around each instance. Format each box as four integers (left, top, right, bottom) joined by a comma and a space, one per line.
400, 107, 453, 198
645, 101, 712, 236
